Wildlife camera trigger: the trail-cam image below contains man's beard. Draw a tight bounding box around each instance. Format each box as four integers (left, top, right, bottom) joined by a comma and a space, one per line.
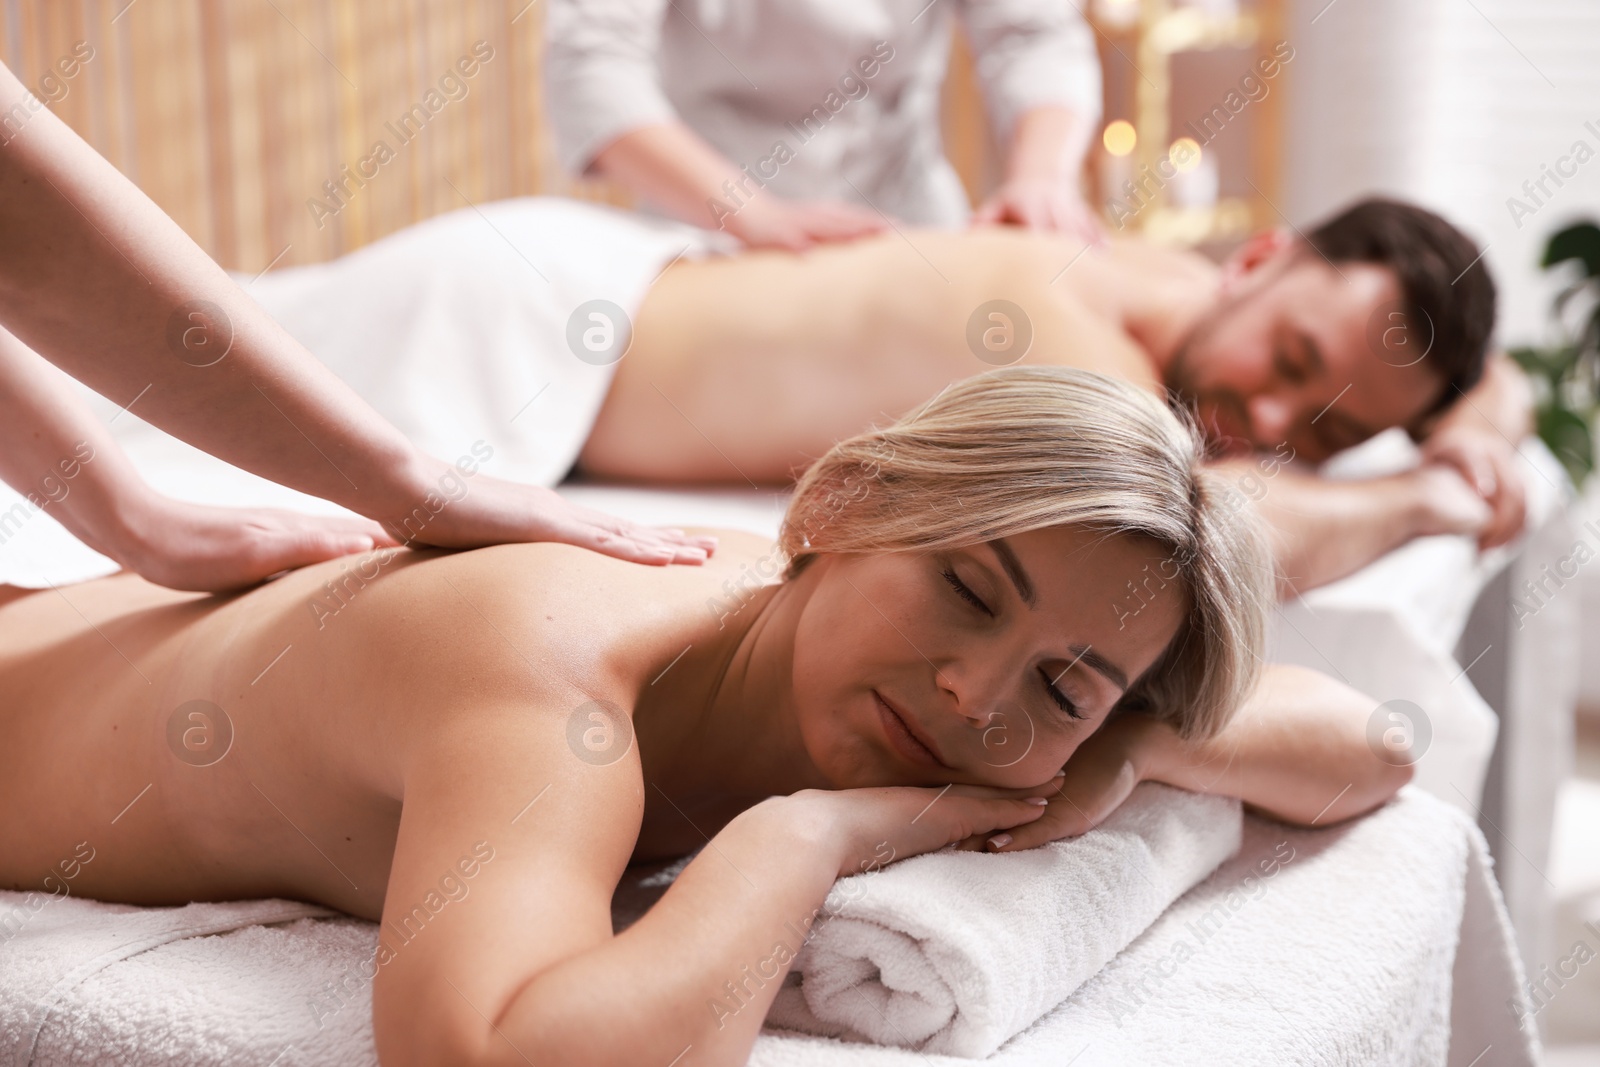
1162, 311, 1252, 457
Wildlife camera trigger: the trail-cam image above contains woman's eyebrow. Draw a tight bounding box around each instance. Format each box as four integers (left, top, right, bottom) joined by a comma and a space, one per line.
985, 539, 1035, 608
1065, 644, 1130, 693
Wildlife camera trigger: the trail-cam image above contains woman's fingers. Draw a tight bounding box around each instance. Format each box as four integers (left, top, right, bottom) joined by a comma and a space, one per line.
987, 759, 1140, 852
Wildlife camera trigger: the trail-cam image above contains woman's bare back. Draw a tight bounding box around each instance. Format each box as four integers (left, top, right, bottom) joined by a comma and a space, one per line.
0, 532, 768, 919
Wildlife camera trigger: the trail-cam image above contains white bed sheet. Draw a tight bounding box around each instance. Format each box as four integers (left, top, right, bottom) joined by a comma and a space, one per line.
0, 789, 1536, 1067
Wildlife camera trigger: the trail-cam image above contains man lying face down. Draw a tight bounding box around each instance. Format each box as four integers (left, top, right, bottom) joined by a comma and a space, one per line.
579, 195, 1526, 592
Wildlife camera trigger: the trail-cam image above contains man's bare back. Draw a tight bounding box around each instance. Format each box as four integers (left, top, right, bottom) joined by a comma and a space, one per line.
581, 228, 1211, 483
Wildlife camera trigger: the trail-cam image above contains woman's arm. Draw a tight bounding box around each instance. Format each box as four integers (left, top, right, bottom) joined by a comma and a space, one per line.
0, 61, 710, 568
961, 0, 1103, 242
975, 665, 1414, 853
543, 0, 884, 250
972, 106, 1102, 243
0, 324, 395, 590
589, 124, 888, 250
1137, 665, 1415, 825
376, 702, 1053, 1067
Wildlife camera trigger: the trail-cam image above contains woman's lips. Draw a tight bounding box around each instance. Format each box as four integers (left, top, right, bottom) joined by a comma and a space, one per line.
874, 690, 947, 770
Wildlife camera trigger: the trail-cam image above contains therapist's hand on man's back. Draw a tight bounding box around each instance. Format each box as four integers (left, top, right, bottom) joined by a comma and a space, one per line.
722, 196, 890, 252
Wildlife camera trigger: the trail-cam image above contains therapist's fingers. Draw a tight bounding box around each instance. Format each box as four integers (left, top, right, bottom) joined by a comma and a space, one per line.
532, 496, 718, 566
793, 200, 891, 242
123, 504, 396, 592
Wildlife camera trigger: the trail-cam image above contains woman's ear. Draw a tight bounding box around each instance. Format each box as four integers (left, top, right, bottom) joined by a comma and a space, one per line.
1219, 227, 1295, 295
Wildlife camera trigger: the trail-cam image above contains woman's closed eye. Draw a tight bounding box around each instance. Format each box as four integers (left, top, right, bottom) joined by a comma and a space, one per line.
942, 565, 1087, 721
1039, 666, 1086, 720
941, 566, 992, 615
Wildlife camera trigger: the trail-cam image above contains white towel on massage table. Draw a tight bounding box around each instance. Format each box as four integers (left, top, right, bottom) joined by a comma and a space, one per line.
763, 783, 1241, 1057
0, 788, 1536, 1066
749, 787, 1540, 1067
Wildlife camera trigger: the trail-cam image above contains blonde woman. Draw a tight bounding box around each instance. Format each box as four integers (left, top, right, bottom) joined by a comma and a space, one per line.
0, 369, 1409, 1066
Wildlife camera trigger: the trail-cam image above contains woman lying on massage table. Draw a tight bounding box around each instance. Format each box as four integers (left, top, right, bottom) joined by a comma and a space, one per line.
0, 368, 1411, 1067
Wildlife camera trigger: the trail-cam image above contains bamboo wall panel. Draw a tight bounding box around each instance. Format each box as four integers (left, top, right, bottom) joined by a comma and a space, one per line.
0, 0, 1002, 272
0, 0, 656, 271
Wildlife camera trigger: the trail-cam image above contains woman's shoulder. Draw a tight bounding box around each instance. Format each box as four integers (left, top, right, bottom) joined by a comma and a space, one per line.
365, 528, 781, 687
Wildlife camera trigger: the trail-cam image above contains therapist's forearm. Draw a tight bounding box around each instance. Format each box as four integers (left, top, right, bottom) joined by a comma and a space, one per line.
1003, 105, 1093, 184
588, 122, 749, 230
0, 323, 129, 559
0, 62, 428, 521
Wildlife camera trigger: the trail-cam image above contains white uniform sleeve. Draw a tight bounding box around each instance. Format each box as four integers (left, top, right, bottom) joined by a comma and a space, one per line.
956, 0, 1103, 149
542, 0, 680, 176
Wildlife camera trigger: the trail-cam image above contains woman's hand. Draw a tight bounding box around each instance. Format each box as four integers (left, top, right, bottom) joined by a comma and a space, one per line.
721, 196, 890, 252
953, 715, 1153, 853
379, 470, 718, 566
111, 495, 396, 592
973, 179, 1105, 247
775, 778, 1061, 878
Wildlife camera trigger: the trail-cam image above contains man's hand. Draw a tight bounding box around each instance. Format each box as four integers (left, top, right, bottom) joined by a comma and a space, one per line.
972, 178, 1105, 247
1420, 424, 1527, 548
1405, 462, 1496, 543
722, 196, 889, 252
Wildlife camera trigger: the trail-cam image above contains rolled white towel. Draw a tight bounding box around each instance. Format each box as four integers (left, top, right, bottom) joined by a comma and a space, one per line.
764, 782, 1242, 1058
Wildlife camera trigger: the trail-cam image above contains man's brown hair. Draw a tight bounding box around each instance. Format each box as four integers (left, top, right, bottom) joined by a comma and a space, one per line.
1303, 197, 1496, 420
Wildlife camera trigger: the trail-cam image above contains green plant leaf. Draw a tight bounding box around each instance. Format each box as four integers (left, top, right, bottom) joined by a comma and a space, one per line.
1537, 406, 1594, 484
1543, 221, 1600, 279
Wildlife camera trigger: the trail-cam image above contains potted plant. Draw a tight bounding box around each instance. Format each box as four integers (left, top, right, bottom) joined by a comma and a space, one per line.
1509, 221, 1600, 485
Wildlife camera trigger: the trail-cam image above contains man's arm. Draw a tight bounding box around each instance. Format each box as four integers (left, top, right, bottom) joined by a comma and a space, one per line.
1208, 456, 1492, 595
0, 61, 711, 569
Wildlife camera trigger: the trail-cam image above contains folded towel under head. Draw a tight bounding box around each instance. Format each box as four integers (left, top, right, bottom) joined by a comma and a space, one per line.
764, 782, 1242, 1058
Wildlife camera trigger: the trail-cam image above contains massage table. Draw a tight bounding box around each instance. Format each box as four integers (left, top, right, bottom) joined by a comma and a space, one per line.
0, 463, 1556, 1066
0, 197, 1570, 1062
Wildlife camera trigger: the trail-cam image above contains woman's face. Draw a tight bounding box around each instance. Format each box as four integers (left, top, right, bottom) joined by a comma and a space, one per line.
789, 526, 1188, 790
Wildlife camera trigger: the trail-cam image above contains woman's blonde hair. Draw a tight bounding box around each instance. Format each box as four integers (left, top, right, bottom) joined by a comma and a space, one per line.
779, 366, 1273, 740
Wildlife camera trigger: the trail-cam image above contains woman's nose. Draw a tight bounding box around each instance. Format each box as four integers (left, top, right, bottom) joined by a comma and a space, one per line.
934, 657, 1014, 728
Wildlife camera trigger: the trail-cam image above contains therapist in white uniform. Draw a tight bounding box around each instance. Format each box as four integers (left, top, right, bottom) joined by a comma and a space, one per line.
544, 0, 1104, 250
